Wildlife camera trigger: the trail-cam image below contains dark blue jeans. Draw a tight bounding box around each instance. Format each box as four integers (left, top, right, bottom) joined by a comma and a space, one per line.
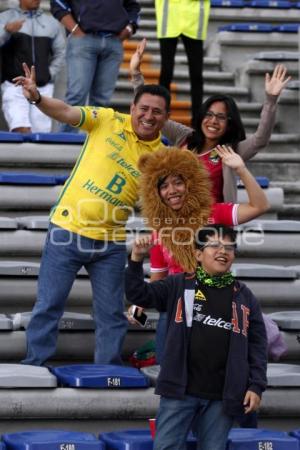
154, 395, 233, 450
22, 224, 127, 365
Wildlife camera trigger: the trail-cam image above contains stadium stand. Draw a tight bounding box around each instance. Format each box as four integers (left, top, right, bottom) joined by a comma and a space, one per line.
0, 0, 299, 440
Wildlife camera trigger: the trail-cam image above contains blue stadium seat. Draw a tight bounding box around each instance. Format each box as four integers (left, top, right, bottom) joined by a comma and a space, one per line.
218, 23, 273, 32
55, 174, 69, 184
246, 0, 291, 8
51, 364, 150, 388
0, 173, 58, 185
99, 429, 197, 449
27, 132, 86, 144
273, 24, 300, 32
161, 136, 169, 146
211, 0, 245, 7
237, 176, 269, 188
227, 428, 299, 449
99, 429, 153, 450
290, 429, 300, 441
0, 131, 24, 142
2, 430, 103, 450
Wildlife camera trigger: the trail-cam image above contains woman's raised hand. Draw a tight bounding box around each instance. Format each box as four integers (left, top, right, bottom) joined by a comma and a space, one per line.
265, 64, 291, 96
216, 144, 245, 171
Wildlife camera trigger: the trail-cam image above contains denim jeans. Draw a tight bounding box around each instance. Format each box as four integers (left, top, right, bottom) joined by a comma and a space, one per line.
22, 224, 127, 365
61, 33, 123, 133
154, 395, 233, 450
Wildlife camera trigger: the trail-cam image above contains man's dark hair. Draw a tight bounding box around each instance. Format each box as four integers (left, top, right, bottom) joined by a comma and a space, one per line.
133, 84, 171, 112
195, 224, 237, 250
186, 94, 246, 152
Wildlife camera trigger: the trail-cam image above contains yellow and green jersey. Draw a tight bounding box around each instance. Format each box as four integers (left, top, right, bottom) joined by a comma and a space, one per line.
51, 107, 165, 241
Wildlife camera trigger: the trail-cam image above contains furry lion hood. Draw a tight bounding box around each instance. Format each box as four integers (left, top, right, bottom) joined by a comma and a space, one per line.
137, 147, 212, 272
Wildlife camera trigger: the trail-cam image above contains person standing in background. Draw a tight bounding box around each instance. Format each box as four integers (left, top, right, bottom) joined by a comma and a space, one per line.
155, 0, 210, 128
0, 0, 65, 133
50, 0, 140, 132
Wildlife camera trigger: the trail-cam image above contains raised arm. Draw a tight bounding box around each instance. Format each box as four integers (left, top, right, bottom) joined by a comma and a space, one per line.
237, 64, 291, 160
13, 63, 81, 126
217, 145, 269, 224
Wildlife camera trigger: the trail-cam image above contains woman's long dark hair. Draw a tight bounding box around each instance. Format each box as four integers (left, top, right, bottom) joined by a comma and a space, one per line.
185, 94, 246, 153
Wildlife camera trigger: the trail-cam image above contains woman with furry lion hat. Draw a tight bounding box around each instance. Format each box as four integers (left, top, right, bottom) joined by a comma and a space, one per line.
136, 144, 269, 273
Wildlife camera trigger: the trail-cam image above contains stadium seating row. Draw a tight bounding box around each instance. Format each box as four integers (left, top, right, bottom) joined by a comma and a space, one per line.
219, 23, 300, 32
0, 361, 296, 388
1, 427, 300, 450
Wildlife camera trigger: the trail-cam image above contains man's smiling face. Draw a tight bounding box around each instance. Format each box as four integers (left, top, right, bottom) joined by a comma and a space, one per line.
130, 93, 169, 141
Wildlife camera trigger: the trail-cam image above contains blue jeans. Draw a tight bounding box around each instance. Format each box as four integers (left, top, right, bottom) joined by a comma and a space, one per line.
61, 33, 123, 132
22, 224, 127, 365
154, 396, 233, 450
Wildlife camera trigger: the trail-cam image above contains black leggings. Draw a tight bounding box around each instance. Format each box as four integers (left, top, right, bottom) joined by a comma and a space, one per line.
159, 35, 204, 128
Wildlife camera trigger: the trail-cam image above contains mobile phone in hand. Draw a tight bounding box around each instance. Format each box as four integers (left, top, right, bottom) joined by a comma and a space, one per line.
132, 305, 148, 327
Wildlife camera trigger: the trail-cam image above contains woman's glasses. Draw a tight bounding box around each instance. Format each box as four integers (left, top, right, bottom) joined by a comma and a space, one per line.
204, 111, 229, 122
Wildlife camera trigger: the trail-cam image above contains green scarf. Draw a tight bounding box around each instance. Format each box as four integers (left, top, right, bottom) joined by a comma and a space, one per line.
196, 266, 234, 289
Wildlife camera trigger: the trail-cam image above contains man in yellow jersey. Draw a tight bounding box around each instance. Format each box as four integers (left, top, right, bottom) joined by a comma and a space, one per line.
14, 63, 170, 365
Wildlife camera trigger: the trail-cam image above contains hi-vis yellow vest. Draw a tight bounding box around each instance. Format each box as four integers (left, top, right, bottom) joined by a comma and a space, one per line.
155, 0, 210, 40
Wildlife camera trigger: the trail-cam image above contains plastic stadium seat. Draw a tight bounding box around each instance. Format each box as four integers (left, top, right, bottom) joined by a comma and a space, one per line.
0, 173, 58, 185
253, 51, 300, 60
0, 131, 24, 142
227, 428, 299, 449
99, 429, 197, 449
17, 216, 49, 230
218, 23, 273, 32
0, 364, 57, 387
237, 219, 300, 232
161, 136, 169, 146
0, 261, 40, 276
287, 80, 300, 90
237, 176, 269, 188
267, 311, 300, 330
267, 363, 300, 387
12, 311, 95, 331
99, 429, 153, 450
2, 430, 103, 450
231, 263, 297, 279
55, 174, 69, 184
247, 0, 291, 7
0, 314, 13, 330
27, 132, 86, 144
51, 364, 150, 388
211, 0, 245, 6
0, 217, 18, 229
273, 24, 300, 32
140, 365, 160, 386
290, 429, 300, 441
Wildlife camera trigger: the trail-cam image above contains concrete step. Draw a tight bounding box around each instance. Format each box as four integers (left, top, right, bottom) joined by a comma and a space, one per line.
248, 153, 300, 182
119, 67, 235, 86
0, 385, 296, 433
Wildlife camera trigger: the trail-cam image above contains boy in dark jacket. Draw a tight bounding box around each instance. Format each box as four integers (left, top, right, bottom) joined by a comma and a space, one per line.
125, 224, 267, 450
